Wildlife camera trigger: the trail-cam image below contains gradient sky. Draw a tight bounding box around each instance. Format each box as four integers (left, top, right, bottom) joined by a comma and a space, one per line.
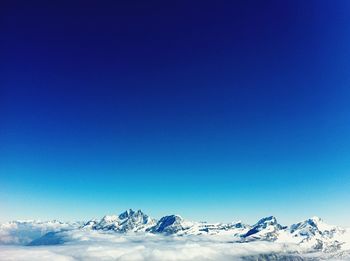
1, 1, 350, 226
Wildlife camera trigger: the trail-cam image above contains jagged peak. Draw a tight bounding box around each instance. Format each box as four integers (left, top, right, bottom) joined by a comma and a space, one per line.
83, 209, 156, 232
254, 216, 278, 227
118, 209, 149, 220
118, 209, 135, 219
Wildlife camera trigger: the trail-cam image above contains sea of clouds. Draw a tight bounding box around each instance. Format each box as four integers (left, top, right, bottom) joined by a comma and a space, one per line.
0, 230, 323, 261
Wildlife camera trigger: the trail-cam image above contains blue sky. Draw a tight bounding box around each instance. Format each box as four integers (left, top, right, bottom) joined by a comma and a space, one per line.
1, 1, 350, 226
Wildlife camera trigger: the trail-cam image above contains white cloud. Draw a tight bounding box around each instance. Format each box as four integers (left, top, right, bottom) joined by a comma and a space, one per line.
0, 221, 76, 245
2, 224, 350, 260
0, 230, 320, 261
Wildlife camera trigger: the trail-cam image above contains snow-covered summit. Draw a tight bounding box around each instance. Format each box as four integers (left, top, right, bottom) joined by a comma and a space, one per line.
242, 216, 285, 241
284, 216, 346, 252
290, 216, 343, 237
148, 214, 193, 234
83, 209, 156, 232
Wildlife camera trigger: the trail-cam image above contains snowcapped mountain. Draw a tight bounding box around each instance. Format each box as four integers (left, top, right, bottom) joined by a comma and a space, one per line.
281, 216, 347, 253
148, 215, 193, 234
1, 209, 349, 258
241, 216, 285, 241
238, 215, 348, 253
82, 209, 156, 232
290, 216, 344, 239
85, 210, 250, 237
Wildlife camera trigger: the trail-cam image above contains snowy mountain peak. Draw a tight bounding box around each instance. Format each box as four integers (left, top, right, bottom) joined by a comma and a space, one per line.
286, 217, 346, 253
242, 216, 284, 241
290, 216, 342, 236
255, 216, 279, 226
84, 209, 156, 232
149, 215, 191, 234
118, 209, 135, 219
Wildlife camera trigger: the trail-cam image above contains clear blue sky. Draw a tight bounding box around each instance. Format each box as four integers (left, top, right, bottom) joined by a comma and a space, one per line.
1, 1, 350, 226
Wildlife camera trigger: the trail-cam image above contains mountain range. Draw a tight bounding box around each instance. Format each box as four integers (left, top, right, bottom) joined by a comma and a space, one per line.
1, 209, 349, 258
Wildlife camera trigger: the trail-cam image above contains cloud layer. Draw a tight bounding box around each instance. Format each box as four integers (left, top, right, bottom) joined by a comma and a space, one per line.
0, 231, 320, 261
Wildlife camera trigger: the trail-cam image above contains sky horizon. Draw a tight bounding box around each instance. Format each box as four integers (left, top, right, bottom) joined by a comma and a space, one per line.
1, 1, 350, 226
